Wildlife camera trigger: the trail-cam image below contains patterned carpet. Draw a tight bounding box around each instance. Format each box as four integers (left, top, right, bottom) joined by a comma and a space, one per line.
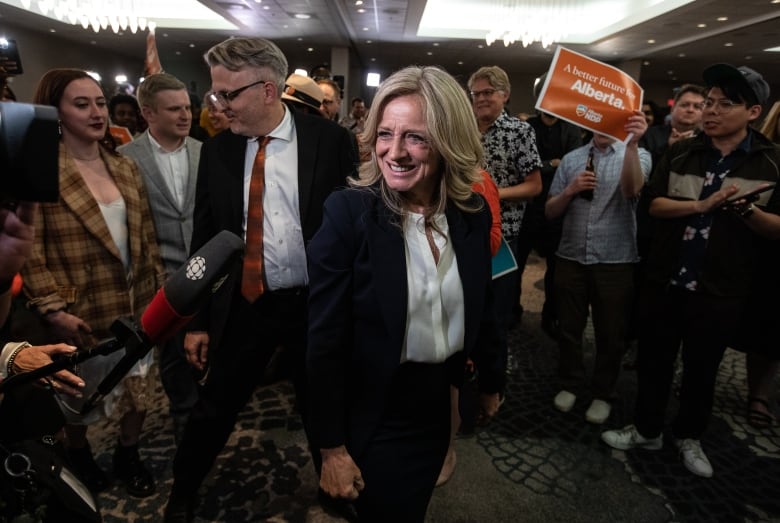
85, 253, 780, 522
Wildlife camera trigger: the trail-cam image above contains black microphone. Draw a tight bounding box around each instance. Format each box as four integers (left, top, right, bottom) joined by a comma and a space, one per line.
78, 230, 244, 414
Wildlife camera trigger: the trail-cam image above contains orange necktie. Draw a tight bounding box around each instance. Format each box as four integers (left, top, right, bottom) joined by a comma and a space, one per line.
241, 136, 272, 302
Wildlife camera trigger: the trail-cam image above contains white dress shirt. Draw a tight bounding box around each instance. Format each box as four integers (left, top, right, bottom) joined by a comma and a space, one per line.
148, 133, 189, 209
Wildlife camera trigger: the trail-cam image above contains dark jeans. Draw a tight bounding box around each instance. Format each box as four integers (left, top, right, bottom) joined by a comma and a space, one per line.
171, 288, 309, 496
515, 209, 562, 322
554, 257, 635, 399
634, 283, 744, 439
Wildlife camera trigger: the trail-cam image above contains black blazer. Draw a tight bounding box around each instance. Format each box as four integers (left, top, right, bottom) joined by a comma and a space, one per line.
306, 188, 503, 458
187, 107, 358, 347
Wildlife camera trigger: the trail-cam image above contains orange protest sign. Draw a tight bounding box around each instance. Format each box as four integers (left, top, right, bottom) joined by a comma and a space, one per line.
109, 125, 133, 145
536, 46, 643, 142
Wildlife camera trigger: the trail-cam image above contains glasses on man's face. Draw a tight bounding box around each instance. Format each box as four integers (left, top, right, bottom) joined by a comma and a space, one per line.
677, 101, 704, 110
470, 88, 501, 100
206, 79, 269, 111
702, 98, 744, 113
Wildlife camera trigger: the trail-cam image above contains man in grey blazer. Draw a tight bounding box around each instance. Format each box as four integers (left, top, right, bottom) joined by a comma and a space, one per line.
118, 73, 202, 443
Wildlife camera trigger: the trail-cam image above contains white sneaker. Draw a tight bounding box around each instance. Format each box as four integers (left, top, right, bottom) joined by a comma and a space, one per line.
553, 390, 577, 412
676, 439, 713, 478
601, 424, 663, 450
585, 399, 612, 424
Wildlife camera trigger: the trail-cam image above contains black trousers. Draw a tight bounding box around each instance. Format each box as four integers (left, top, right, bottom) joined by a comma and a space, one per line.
354, 360, 450, 523
171, 288, 309, 495
634, 283, 744, 439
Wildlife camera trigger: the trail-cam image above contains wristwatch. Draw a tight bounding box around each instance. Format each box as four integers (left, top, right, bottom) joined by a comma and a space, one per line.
739, 203, 755, 218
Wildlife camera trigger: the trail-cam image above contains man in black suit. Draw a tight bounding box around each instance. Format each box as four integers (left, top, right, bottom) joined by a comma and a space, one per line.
163, 37, 358, 523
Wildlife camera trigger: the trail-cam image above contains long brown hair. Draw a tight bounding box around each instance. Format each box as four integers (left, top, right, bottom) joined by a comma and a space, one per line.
33, 68, 117, 153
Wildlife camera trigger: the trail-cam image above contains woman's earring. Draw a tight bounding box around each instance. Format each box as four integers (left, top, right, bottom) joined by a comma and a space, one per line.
58, 120, 62, 136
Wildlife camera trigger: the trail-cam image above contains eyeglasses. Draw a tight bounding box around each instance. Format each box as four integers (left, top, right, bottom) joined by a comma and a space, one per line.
376, 130, 430, 148
469, 88, 501, 100
206, 79, 269, 111
677, 101, 704, 110
702, 98, 744, 113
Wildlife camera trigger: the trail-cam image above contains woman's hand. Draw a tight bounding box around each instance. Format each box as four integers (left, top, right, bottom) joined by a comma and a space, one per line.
319, 445, 365, 500
11, 343, 85, 396
45, 311, 92, 347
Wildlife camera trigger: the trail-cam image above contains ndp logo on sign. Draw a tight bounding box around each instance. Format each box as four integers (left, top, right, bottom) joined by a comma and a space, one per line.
576, 104, 588, 117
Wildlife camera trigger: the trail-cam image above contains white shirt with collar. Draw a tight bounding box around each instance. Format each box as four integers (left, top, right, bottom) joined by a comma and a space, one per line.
243, 105, 307, 291
148, 132, 189, 209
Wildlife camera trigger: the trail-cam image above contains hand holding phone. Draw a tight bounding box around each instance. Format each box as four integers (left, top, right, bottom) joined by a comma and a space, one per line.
724, 183, 775, 205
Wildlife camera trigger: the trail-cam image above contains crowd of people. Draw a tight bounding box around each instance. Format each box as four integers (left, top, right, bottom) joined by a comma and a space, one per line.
0, 34, 778, 523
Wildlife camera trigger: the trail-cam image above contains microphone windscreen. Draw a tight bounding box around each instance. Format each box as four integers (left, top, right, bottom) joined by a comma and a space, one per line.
140, 289, 193, 344
161, 230, 245, 316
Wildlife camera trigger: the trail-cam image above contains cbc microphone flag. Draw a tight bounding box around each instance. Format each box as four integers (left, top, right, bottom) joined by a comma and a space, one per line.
144, 26, 162, 76
535, 46, 643, 143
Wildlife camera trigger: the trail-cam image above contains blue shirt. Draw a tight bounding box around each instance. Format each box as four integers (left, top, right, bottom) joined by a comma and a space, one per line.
550, 140, 652, 264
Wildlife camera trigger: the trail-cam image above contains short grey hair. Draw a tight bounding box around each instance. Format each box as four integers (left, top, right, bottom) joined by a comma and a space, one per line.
204, 37, 288, 94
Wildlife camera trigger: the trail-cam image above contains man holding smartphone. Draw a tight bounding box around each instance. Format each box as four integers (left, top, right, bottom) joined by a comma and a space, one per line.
602, 64, 780, 478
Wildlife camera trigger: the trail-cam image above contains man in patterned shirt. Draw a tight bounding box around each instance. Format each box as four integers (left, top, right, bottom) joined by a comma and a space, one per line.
602, 64, 780, 478
468, 66, 542, 380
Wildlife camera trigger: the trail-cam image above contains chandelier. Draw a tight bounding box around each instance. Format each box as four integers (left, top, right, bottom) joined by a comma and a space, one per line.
485, 0, 584, 48
19, 0, 154, 34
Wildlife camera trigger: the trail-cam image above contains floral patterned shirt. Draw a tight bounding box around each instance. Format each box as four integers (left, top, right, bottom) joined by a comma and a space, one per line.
481, 111, 543, 239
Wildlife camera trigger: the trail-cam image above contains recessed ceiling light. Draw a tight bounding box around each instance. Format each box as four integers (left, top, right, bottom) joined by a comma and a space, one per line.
357, 8, 365, 13
49, 28, 56, 32
297, 37, 303, 41
458, 61, 463, 65
308, 47, 314, 52
667, 70, 674, 75
678, 53, 685, 57
647, 39, 655, 44
643, 60, 650, 66
724, 42, 733, 46
283, 24, 288, 28
176, 51, 181, 55
366, 40, 372, 44
263, 5, 269, 9
294, 13, 311, 19
697, 23, 706, 28
163, 33, 168, 37
433, 42, 439, 47
717, 16, 728, 21
371, 57, 376, 61
745, 55, 752, 59
356, 0, 363, 4
427, 51, 433, 55
477, 44, 483, 48
189, 43, 195, 48
362, 27, 368, 31
254, 0, 261, 3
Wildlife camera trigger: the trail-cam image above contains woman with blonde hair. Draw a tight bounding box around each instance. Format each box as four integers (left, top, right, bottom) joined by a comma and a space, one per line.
307, 65, 502, 522
24, 68, 164, 497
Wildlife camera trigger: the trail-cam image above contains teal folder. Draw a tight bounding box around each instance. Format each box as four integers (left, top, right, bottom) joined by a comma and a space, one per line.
492, 236, 518, 280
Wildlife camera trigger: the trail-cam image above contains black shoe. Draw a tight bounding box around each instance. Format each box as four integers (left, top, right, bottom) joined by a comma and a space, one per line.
164, 491, 196, 523
67, 444, 110, 493
113, 443, 156, 498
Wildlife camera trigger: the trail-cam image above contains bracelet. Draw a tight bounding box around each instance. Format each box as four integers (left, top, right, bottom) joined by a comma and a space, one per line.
6, 342, 31, 376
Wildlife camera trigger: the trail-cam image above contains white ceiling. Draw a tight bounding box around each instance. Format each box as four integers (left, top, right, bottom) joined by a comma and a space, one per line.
2, 0, 779, 88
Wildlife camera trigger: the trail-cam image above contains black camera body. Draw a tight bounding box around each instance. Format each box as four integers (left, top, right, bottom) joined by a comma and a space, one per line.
0, 101, 60, 202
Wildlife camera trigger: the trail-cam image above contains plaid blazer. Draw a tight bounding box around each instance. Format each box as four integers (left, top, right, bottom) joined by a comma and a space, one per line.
22, 143, 164, 343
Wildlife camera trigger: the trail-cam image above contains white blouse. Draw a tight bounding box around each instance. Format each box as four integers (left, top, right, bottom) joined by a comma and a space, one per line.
401, 212, 465, 363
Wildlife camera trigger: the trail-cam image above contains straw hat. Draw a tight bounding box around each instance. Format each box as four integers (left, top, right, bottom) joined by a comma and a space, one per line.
281, 74, 325, 111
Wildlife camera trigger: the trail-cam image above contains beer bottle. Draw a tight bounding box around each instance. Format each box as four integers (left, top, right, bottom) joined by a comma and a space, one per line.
580, 151, 595, 201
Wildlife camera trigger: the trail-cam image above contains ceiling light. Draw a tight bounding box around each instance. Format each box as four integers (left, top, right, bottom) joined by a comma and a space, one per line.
357, 8, 365, 13
724, 42, 733, 46
307, 47, 313, 52
484, 1, 583, 48
294, 13, 311, 19
355, 0, 363, 4
647, 39, 655, 43
362, 27, 368, 31
254, 0, 261, 3
427, 51, 433, 55
366, 73, 380, 87
717, 16, 728, 21
642, 61, 650, 66
433, 42, 439, 46
678, 53, 685, 57
12, 0, 235, 34
697, 23, 706, 28
458, 61, 464, 65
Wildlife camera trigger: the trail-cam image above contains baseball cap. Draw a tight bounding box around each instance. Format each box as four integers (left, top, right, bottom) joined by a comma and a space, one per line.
702, 63, 770, 106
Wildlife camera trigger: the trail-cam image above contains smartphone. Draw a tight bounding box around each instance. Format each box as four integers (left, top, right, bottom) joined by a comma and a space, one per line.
725, 183, 775, 204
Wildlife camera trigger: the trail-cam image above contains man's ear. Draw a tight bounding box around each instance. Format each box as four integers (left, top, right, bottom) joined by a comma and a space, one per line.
140, 105, 155, 121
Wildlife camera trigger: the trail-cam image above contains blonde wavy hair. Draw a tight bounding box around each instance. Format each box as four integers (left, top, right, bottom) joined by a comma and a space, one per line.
352, 66, 484, 222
